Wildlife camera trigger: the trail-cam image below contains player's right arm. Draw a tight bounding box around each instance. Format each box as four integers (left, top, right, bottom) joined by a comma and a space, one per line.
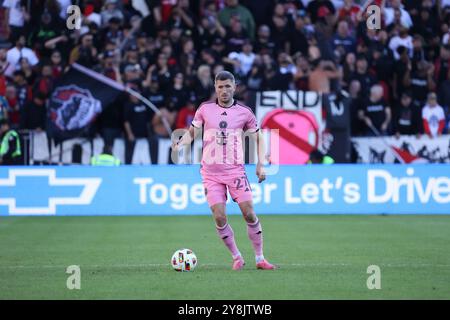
172, 125, 195, 151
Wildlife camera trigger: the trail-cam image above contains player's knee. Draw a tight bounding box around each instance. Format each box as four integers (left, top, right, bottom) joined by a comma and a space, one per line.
212, 207, 227, 227
214, 215, 227, 227
243, 212, 257, 224
241, 205, 256, 223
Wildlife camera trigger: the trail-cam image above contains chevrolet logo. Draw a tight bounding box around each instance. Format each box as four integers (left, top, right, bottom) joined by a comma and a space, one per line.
0, 169, 101, 215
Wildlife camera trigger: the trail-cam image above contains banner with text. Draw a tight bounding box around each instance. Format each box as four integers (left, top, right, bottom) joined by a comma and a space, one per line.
1, 165, 449, 215
250, 90, 351, 164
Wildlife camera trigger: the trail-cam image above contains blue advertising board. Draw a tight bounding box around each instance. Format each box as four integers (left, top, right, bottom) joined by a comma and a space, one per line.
0, 165, 449, 215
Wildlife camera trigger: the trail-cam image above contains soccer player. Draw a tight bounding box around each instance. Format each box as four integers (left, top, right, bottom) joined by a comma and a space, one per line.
172, 71, 276, 270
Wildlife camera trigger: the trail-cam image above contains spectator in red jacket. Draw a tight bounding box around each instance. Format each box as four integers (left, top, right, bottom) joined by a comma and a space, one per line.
175, 95, 197, 130
422, 92, 446, 137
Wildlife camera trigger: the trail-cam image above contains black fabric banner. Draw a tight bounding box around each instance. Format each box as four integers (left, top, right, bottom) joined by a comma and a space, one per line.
323, 91, 351, 129
47, 64, 124, 143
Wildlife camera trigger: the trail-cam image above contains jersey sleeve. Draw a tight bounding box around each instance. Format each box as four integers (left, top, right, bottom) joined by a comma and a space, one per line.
191, 106, 204, 128
244, 111, 259, 133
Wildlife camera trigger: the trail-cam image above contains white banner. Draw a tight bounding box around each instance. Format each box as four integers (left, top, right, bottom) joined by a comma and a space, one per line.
352, 135, 450, 163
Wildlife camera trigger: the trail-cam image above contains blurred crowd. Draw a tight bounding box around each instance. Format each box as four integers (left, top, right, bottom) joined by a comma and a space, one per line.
1, 0, 450, 163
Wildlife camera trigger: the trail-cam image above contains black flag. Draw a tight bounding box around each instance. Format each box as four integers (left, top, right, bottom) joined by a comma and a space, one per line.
47, 63, 124, 142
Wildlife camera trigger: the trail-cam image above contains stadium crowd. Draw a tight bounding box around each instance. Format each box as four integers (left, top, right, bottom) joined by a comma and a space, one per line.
1, 0, 450, 164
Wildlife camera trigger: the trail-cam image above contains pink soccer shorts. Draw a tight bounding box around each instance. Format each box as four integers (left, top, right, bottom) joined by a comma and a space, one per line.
202, 174, 253, 207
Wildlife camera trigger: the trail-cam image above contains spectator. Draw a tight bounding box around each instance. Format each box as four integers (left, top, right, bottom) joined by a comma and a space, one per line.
198, 49, 217, 70
289, 15, 309, 57
218, 0, 256, 40
123, 89, 153, 164
99, 16, 125, 48
223, 39, 256, 77
384, 0, 413, 29
32, 64, 54, 98
246, 62, 266, 92
422, 92, 446, 137
308, 46, 340, 93
12, 70, 31, 116
411, 0, 439, 42
393, 91, 422, 136
270, 3, 291, 54
411, 35, 425, 66
434, 45, 450, 88
389, 26, 413, 60
306, 0, 336, 25
167, 72, 190, 112
358, 84, 392, 136
194, 65, 214, 103
168, 0, 195, 31
49, 50, 65, 79
338, 0, 361, 30
403, 60, 436, 108
4, 84, 19, 128
196, 13, 226, 52
293, 53, 311, 91
147, 81, 165, 110
145, 53, 173, 96
100, 50, 121, 81
224, 13, 250, 54
19, 58, 37, 85
175, 95, 197, 129
268, 52, 297, 91
20, 92, 47, 131
178, 38, 197, 75
5, 35, 39, 78
350, 54, 377, 98
254, 24, 276, 56
392, 46, 410, 100
342, 52, 356, 88
69, 33, 98, 68
101, 0, 124, 28
2, 0, 29, 42
30, 10, 60, 58
0, 118, 22, 165
332, 20, 356, 57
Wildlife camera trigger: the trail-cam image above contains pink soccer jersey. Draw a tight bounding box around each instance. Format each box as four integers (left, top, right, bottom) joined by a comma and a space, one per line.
191, 99, 259, 176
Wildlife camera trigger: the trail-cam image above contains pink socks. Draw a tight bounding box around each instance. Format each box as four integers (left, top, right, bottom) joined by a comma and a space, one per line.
247, 219, 263, 258
216, 219, 265, 263
216, 223, 241, 259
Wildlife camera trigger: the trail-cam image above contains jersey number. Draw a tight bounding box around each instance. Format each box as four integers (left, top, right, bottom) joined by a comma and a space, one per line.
234, 176, 250, 191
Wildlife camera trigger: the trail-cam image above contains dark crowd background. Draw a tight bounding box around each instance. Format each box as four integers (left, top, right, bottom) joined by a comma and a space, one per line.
1, 0, 450, 164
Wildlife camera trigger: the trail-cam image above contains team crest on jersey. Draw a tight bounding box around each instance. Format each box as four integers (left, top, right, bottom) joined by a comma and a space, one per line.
49, 85, 102, 131
219, 121, 228, 129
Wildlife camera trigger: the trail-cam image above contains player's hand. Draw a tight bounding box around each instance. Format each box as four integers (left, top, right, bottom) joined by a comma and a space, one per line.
171, 140, 179, 152
256, 163, 266, 183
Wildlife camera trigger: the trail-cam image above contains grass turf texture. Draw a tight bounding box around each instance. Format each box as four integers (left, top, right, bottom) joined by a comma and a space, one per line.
0, 215, 449, 299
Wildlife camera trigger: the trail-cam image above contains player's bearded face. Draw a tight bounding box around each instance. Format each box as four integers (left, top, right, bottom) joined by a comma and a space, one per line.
215, 79, 236, 105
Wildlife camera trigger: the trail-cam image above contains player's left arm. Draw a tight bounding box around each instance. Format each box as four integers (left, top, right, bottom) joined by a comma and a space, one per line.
255, 131, 266, 183
245, 111, 266, 183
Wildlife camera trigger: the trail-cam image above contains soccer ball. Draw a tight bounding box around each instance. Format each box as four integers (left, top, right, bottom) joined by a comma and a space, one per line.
171, 248, 198, 272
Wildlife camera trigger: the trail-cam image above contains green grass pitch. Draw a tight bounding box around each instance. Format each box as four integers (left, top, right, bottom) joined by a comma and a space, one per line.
0, 215, 449, 299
